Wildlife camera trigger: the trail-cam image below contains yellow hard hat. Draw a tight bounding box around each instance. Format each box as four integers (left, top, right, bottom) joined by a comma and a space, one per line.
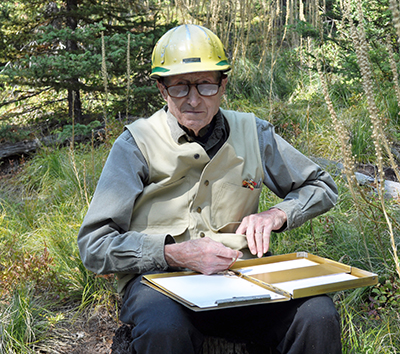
150, 24, 231, 79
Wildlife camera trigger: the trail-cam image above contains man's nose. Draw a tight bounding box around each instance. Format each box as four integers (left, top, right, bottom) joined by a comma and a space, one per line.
186, 85, 201, 106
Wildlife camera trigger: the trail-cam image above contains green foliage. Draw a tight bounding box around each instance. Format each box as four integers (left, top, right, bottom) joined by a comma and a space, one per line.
9, 24, 141, 87
3, 24, 163, 116
1, 0, 400, 352
338, 295, 400, 353
0, 288, 51, 353
366, 277, 400, 318
57, 120, 102, 139
0, 0, 175, 122
228, 50, 300, 102
0, 124, 31, 143
0, 243, 61, 301
349, 112, 375, 163
0, 140, 118, 351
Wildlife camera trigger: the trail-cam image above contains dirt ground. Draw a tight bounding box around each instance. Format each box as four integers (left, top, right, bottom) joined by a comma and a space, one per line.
67, 308, 119, 354
33, 305, 121, 354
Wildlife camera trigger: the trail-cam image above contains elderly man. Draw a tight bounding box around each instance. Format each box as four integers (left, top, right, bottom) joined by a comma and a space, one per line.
78, 24, 341, 354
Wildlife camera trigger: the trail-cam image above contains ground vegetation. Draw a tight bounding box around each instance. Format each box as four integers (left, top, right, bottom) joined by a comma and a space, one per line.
1, 0, 400, 353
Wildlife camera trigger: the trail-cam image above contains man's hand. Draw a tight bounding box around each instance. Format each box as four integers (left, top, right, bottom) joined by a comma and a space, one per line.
164, 237, 242, 275
235, 208, 287, 258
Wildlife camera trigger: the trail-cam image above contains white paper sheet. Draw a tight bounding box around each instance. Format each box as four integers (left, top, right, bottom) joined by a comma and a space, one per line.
153, 274, 286, 308
236, 259, 318, 275
273, 273, 357, 293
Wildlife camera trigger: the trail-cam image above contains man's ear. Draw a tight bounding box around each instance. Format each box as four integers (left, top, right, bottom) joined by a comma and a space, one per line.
156, 80, 168, 101
220, 75, 228, 95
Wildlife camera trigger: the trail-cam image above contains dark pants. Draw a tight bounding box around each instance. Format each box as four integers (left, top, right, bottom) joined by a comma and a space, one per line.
120, 272, 342, 354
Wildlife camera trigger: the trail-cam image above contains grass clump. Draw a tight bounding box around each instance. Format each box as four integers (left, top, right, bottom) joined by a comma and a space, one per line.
0, 138, 120, 353
1, 2, 400, 352
0, 288, 50, 354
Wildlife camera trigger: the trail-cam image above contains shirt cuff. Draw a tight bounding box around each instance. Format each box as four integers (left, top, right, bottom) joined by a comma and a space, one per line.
141, 233, 174, 271
269, 200, 304, 232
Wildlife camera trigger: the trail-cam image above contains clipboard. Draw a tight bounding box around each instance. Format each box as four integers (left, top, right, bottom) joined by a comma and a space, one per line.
142, 252, 378, 311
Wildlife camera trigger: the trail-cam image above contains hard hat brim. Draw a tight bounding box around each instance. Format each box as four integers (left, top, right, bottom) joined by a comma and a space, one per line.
150, 60, 231, 79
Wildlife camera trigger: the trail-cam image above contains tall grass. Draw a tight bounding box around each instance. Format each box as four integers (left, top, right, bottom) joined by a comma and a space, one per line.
2, 89, 400, 353
0, 140, 119, 352
342, 0, 400, 277
0, 288, 50, 354
1, 0, 400, 352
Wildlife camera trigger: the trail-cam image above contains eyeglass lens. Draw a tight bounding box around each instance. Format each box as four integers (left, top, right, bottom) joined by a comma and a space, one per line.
166, 83, 220, 98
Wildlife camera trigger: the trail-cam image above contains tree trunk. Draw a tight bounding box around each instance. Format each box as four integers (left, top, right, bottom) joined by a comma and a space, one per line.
68, 86, 82, 122
66, 0, 83, 123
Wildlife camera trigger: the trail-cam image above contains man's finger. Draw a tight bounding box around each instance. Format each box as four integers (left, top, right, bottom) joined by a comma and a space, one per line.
245, 230, 257, 256
262, 232, 270, 254
235, 219, 247, 236
254, 230, 264, 258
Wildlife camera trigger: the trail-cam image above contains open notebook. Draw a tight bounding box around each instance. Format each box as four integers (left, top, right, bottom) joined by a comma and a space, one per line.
142, 252, 377, 311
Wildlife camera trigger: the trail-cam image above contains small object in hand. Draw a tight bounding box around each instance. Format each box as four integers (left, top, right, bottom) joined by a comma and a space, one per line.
217, 270, 236, 277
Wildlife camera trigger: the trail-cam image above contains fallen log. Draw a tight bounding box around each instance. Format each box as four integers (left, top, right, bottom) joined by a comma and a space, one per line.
0, 140, 40, 159
0, 129, 105, 161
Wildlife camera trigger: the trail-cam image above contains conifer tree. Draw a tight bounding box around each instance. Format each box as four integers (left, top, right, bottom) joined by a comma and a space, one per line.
0, 0, 169, 123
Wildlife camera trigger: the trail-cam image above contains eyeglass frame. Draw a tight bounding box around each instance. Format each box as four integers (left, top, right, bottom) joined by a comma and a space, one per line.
160, 77, 223, 98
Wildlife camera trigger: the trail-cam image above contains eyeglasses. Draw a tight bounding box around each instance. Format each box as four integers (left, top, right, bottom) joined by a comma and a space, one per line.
162, 80, 222, 98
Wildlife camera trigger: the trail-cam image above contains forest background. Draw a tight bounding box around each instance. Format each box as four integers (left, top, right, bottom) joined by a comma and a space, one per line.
1, 0, 400, 353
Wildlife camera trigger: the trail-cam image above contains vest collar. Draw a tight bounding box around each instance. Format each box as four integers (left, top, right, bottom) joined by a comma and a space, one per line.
165, 106, 227, 151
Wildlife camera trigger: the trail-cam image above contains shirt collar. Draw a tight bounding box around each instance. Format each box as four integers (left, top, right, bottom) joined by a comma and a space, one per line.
165, 106, 226, 146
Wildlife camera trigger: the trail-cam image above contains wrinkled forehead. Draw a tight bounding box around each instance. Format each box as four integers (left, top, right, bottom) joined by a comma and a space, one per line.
163, 71, 221, 85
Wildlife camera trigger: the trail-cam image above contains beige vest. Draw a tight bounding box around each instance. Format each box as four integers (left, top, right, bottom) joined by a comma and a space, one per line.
125, 108, 264, 251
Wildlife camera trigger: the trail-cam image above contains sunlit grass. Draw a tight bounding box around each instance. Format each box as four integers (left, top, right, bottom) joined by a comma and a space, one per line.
1, 109, 399, 353
1, 43, 400, 354
0, 141, 118, 352
0, 288, 51, 354
338, 298, 400, 353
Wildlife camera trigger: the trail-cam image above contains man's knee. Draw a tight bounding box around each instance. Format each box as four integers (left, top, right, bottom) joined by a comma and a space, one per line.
120, 276, 204, 353
296, 295, 340, 329
277, 296, 342, 353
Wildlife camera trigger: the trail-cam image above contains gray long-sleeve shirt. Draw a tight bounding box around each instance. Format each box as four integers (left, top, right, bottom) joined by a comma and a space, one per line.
78, 110, 338, 279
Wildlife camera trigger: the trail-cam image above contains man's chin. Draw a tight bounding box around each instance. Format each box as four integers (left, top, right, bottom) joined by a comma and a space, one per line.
180, 119, 208, 134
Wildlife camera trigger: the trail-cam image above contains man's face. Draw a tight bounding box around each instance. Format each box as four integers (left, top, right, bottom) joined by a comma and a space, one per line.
157, 71, 228, 136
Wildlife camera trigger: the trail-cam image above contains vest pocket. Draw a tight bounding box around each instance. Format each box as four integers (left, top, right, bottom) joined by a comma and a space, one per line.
210, 182, 262, 230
